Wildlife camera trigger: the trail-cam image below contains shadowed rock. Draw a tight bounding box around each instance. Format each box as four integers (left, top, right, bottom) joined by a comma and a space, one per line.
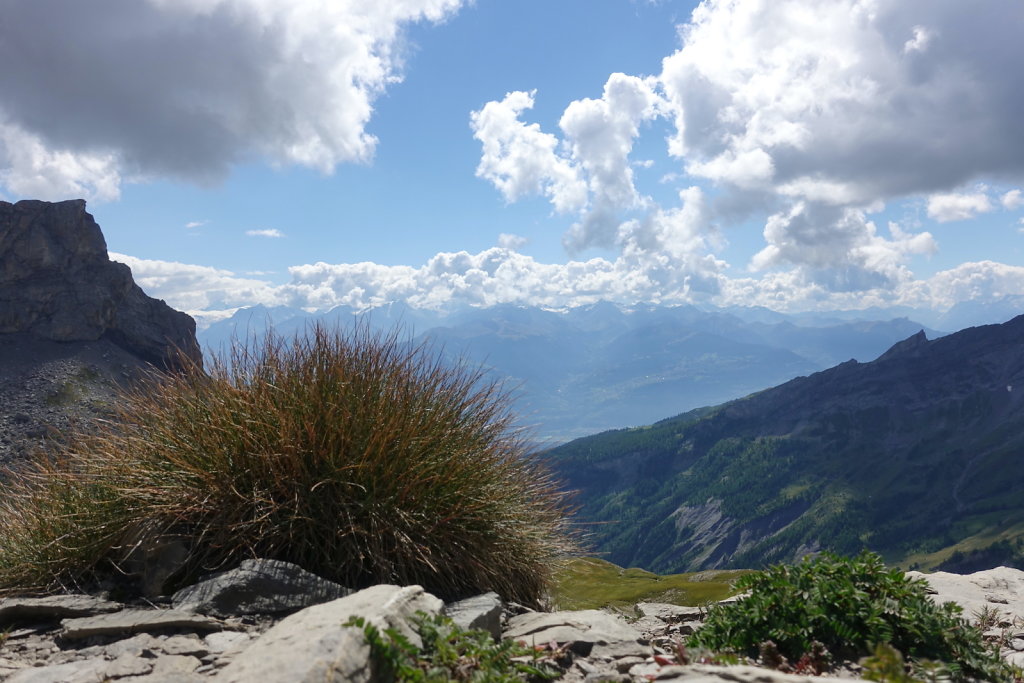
0, 199, 203, 462
0, 595, 124, 624
0, 199, 200, 370
172, 559, 352, 617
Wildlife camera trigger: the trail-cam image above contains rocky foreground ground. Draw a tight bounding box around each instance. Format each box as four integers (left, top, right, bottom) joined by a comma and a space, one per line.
1, 560, 1023, 682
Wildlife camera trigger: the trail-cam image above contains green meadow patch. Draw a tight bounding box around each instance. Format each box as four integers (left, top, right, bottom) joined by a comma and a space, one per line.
551, 557, 748, 610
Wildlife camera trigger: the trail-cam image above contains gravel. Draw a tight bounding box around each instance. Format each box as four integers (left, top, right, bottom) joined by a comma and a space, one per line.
0, 332, 153, 465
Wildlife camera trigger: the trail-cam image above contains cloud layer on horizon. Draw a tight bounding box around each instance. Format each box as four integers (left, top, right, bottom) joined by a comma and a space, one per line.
113, 247, 1024, 327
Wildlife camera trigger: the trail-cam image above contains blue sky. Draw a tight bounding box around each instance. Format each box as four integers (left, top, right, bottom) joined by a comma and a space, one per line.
1, 0, 1023, 324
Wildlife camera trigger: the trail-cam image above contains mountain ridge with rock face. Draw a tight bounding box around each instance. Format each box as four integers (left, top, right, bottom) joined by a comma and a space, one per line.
547, 313, 1024, 575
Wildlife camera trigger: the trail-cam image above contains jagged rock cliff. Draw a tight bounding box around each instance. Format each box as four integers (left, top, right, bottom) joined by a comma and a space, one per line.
0, 199, 200, 368
0, 199, 202, 461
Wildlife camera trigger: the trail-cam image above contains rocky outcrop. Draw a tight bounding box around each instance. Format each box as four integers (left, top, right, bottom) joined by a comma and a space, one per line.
0, 199, 200, 370
504, 609, 643, 652
0, 199, 204, 462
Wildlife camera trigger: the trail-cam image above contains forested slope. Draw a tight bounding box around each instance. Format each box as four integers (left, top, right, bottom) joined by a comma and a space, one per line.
547, 316, 1024, 573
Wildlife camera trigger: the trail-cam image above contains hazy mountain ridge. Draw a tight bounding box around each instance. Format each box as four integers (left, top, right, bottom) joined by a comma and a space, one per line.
199, 303, 941, 442
546, 314, 1024, 574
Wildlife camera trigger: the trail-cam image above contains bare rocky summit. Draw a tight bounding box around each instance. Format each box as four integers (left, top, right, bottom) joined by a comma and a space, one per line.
0, 199, 201, 462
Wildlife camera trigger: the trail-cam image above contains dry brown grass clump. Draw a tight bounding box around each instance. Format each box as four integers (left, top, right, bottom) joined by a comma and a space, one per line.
0, 324, 577, 605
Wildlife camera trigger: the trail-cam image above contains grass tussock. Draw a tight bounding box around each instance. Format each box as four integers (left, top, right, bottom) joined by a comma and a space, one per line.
0, 324, 577, 605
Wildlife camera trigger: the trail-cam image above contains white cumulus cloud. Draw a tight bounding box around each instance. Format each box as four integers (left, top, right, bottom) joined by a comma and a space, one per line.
471, 0, 1024, 295
472, 74, 665, 254
751, 202, 936, 291
246, 229, 285, 238
123, 246, 1024, 326
558, 73, 664, 252
1002, 189, 1024, 211
659, 0, 1024, 204
470, 90, 587, 214
927, 191, 995, 222
0, 0, 466, 200
0, 121, 121, 201
900, 261, 1024, 309
497, 233, 528, 251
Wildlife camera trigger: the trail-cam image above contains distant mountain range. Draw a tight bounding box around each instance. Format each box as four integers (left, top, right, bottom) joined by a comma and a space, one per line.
545, 315, 1024, 574
199, 303, 944, 442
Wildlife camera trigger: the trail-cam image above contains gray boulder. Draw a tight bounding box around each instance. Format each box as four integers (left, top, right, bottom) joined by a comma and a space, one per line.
0, 199, 200, 370
635, 602, 704, 622
214, 584, 443, 683
172, 558, 352, 617
6, 658, 111, 683
444, 591, 503, 640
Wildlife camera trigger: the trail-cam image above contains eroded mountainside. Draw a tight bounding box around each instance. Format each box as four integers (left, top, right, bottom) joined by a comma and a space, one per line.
548, 315, 1024, 573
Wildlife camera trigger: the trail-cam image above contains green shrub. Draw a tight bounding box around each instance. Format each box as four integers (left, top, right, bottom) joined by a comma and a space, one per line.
688, 551, 1011, 682
350, 612, 559, 682
0, 324, 576, 605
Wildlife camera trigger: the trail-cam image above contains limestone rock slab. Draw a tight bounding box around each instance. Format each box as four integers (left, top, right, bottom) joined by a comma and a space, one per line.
907, 566, 1024, 625
5, 658, 109, 683
61, 608, 230, 639
636, 602, 704, 622
214, 584, 443, 683
204, 630, 252, 654
503, 609, 641, 646
650, 663, 828, 681
0, 595, 123, 624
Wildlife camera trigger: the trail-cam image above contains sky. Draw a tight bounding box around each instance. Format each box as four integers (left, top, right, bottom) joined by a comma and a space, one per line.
2, 0, 1024, 325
